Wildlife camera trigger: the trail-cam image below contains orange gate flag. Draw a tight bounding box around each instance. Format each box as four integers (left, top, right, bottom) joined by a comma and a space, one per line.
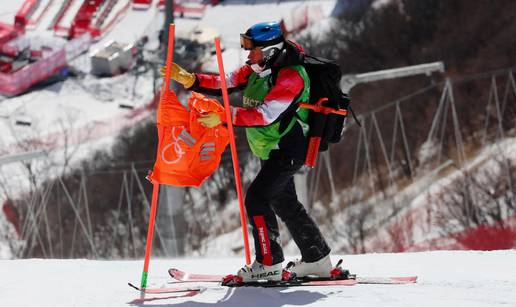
148, 90, 229, 187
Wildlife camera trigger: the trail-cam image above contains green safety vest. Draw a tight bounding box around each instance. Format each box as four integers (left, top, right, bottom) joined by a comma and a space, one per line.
242, 65, 310, 159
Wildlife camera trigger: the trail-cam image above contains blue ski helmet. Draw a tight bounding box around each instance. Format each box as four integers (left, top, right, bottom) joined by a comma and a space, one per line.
240, 21, 284, 50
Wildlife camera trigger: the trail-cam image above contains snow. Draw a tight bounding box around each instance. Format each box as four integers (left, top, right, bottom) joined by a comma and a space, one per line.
26, 0, 50, 29
93, 0, 156, 47
0, 2, 18, 24
372, 0, 395, 10
1, 250, 516, 306
202, 0, 336, 48
59, 0, 85, 29
0, 71, 156, 150
34, 0, 66, 32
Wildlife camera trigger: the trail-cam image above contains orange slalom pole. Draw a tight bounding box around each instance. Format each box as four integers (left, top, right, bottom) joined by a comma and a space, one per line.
140, 23, 175, 289
214, 37, 251, 265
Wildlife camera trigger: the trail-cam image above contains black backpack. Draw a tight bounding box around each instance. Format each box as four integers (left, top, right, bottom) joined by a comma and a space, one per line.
302, 55, 352, 151
270, 43, 359, 155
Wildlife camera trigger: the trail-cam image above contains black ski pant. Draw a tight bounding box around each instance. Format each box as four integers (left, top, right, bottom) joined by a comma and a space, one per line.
245, 151, 331, 266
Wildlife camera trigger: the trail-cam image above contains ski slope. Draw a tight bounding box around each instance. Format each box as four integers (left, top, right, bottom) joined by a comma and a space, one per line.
94, 0, 158, 46
1, 250, 516, 306
201, 0, 336, 48
0, 2, 17, 24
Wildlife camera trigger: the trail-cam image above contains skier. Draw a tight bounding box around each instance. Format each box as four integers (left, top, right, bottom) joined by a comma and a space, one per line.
165, 21, 332, 282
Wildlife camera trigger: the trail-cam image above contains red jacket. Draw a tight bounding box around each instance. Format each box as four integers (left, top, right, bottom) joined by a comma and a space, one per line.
193, 64, 306, 127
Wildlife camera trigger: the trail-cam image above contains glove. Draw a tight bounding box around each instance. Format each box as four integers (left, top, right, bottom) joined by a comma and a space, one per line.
160, 63, 196, 89
197, 112, 222, 128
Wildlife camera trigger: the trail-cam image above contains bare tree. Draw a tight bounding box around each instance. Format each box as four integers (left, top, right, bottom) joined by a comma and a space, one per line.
431, 156, 516, 249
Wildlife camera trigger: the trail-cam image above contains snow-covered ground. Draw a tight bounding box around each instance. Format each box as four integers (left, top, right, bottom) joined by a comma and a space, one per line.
1, 250, 516, 306
93, 0, 158, 48
34, 0, 63, 31
0, 2, 18, 24
201, 0, 335, 48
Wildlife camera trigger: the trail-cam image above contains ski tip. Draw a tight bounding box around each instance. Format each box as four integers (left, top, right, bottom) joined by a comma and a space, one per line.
393, 276, 418, 283
168, 268, 184, 280
129, 283, 206, 294
355, 275, 418, 284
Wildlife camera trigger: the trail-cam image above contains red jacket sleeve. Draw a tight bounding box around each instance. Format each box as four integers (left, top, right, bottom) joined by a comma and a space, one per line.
232, 67, 305, 126
195, 65, 253, 91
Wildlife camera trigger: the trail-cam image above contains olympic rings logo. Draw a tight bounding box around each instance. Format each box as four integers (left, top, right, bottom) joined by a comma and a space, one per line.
161, 127, 196, 165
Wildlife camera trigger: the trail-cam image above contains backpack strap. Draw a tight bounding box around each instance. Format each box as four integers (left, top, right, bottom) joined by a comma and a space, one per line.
269, 66, 280, 87
340, 92, 361, 127
348, 105, 361, 127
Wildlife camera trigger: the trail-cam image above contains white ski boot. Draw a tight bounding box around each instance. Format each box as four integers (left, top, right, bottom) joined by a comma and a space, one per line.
286, 254, 332, 278
236, 260, 283, 282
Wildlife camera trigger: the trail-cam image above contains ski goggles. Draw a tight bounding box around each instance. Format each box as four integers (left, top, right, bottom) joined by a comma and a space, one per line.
240, 34, 255, 50
240, 33, 285, 50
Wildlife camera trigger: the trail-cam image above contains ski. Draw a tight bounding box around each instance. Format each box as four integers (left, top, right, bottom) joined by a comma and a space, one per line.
169, 268, 223, 282
169, 268, 417, 285
220, 275, 357, 287
355, 276, 418, 284
167, 268, 356, 287
128, 289, 202, 304
128, 282, 205, 294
